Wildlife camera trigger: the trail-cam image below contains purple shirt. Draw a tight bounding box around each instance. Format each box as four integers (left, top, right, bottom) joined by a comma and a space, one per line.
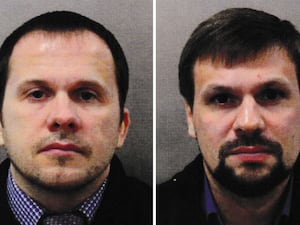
204, 176, 291, 225
7, 171, 107, 225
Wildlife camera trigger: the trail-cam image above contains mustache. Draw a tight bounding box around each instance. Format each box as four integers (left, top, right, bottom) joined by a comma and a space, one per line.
219, 135, 283, 159
33, 132, 92, 155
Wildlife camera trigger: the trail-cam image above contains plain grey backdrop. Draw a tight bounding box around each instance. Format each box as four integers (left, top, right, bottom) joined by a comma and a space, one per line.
157, 0, 300, 184
0, 0, 152, 185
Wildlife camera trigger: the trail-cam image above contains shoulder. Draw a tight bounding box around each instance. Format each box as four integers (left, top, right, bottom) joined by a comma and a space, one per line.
118, 173, 152, 210
122, 176, 152, 224
290, 157, 300, 223
97, 155, 152, 225
0, 159, 22, 225
159, 154, 204, 194
157, 154, 206, 225
109, 155, 151, 195
122, 175, 151, 197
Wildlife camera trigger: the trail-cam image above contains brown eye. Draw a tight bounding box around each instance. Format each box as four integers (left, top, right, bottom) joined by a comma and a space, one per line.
31, 90, 44, 99
78, 90, 97, 101
28, 90, 48, 101
209, 93, 238, 106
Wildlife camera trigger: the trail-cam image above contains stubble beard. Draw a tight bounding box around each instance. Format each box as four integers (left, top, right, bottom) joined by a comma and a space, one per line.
7, 132, 112, 193
10, 159, 110, 193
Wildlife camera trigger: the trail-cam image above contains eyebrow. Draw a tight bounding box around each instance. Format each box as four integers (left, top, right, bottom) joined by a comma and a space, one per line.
16, 80, 50, 95
202, 78, 292, 94
17, 79, 111, 97
206, 86, 233, 93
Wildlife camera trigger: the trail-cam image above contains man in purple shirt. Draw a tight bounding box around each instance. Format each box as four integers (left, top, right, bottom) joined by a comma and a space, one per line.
0, 11, 151, 225
158, 8, 300, 225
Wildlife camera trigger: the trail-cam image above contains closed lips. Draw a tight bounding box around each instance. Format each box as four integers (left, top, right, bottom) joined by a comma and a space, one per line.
230, 146, 271, 154
39, 143, 83, 154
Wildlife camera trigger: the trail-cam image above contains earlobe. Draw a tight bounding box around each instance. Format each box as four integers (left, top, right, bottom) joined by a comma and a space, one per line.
184, 100, 196, 138
117, 108, 130, 148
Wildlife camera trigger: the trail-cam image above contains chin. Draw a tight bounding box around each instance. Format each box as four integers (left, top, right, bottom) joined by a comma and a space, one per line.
233, 164, 273, 181
32, 170, 101, 192
206, 160, 291, 198
11, 157, 109, 192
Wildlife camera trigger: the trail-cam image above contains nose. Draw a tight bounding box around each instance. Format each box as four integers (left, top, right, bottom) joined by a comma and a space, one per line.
46, 94, 81, 132
233, 96, 265, 136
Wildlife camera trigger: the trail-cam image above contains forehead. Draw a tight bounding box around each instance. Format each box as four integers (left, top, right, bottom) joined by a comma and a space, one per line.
7, 30, 116, 85
193, 48, 298, 89
9, 30, 114, 70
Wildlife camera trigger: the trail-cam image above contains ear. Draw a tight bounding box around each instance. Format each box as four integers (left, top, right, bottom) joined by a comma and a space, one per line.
184, 100, 196, 138
117, 108, 131, 148
0, 122, 4, 147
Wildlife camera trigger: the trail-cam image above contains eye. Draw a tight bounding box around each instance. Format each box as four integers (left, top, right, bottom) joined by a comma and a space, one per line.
27, 90, 48, 101
256, 88, 286, 104
78, 90, 97, 101
208, 93, 239, 107
31, 90, 44, 98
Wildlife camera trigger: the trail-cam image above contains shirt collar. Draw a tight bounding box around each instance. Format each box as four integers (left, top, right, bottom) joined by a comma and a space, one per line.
7, 170, 107, 225
275, 176, 293, 225
204, 175, 224, 225
281, 176, 293, 217
78, 178, 107, 221
204, 175, 292, 225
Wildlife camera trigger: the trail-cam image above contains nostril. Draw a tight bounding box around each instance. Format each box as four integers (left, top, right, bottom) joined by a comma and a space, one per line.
53, 122, 60, 128
68, 123, 75, 129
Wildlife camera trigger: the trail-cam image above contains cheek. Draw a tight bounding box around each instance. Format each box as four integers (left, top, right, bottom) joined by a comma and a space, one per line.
194, 110, 233, 147
86, 109, 120, 145
193, 111, 233, 167
267, 109, 300, 164
268, 108, 300, 135
2, 101, 39, 142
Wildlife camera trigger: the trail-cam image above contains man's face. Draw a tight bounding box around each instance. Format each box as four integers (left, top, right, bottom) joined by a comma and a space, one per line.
1, 31, 130, 191
186, 48, 300, 197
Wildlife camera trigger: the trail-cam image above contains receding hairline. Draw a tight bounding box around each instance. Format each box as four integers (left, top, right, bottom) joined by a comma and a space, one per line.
14, 29, 110, 48
9, 29, 116, 72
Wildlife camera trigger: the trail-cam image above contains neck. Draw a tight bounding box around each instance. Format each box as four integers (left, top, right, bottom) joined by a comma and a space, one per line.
10, 165, 109, 212
204, 165, 290, 225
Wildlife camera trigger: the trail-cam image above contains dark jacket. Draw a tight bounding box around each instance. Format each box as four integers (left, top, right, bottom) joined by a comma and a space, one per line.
158, 154, 300, 225
0, 155, 152, 225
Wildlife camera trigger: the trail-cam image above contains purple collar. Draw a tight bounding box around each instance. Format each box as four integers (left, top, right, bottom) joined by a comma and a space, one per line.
204, 175, 292, 225
204, 176, 224, 225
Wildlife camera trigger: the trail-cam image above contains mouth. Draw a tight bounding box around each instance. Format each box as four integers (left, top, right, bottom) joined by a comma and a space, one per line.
39, 143, 84, 157
231, 145, 270, 154
228, 145, 274, 163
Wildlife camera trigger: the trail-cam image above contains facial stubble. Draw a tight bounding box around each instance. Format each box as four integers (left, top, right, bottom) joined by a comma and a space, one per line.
7, 132, 111, 192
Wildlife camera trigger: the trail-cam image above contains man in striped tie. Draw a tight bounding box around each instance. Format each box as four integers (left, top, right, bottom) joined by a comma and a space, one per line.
0, 11, 151, 225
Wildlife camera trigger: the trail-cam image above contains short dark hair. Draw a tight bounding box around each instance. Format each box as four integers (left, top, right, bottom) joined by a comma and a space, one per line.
0, 11, 129, 121
179, 8, 300, 108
